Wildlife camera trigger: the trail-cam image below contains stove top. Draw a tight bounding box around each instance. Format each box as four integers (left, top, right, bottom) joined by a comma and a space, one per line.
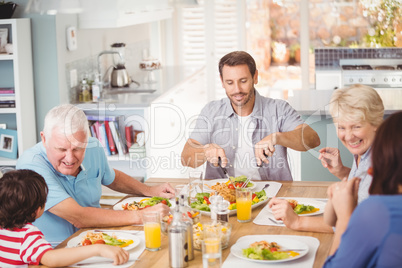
341, 65, 372, 70
340, 59, 402, 88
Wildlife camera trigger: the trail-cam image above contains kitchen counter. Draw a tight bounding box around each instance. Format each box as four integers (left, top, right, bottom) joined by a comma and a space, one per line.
75, 65, 203, 109
265, 88, 402, 116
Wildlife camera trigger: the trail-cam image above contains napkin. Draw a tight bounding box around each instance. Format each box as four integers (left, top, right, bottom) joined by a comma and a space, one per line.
222, 235, 320, 268
253, 197, 327, 226
69, 231, 145, 268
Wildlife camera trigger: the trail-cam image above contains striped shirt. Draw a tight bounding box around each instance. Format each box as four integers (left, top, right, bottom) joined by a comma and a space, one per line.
0, 223, 53, 267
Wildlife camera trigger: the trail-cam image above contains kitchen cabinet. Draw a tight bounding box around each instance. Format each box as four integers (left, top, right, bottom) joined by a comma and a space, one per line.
75, 66, 204, 180
78, 0, 173, 29
0, 19, 36, 167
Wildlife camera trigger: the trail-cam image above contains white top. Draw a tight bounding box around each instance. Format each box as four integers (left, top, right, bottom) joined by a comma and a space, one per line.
234, 114, 261, 180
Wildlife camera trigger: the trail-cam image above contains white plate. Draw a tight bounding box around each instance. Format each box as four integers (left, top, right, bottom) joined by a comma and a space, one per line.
113, 197, 175, 211
67, 230, 140, 251
275, 197, 326, 216
230, 235, 309, 263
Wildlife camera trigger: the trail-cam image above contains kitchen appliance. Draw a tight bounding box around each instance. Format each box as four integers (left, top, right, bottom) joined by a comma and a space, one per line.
340, 59, 402, 90
315, 58, 402, 90
110, 43, 131, 88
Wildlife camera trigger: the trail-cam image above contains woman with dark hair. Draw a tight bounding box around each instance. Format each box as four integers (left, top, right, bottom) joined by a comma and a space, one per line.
323, 111, 402, 267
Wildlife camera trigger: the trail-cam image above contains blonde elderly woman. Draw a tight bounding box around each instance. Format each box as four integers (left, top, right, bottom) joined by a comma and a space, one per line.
268, 84, 384, 233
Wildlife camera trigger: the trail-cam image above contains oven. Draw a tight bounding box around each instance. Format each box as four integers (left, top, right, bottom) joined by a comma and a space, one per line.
340, 59, 402, 90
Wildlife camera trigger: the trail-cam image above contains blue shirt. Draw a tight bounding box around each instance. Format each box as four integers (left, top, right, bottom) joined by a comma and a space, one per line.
348, 147, 372, 204
16, 137, 115, 243
190, 90, 304, 181
324, 195, 402, 268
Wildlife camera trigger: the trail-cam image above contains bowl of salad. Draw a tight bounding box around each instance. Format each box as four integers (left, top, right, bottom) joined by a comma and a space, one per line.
161, 210, 201, 235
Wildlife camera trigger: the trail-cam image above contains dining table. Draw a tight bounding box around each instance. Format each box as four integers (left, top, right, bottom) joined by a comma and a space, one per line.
29, 178, 335, 268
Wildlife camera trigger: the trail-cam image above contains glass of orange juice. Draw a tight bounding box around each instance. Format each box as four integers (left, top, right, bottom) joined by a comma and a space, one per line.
236, 187, 252, 223
142, 211, 161, 251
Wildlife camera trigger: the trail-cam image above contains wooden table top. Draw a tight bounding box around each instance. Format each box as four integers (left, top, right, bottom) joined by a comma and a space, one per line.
30, 179, 334, 268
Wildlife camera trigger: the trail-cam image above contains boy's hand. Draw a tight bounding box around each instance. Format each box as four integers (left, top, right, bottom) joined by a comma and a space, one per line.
97, 245, 129, 265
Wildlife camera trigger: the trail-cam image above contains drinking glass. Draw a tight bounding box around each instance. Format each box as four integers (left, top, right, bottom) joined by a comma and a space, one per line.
235, 188, 252, 223
142, 211, 161, 251
202, 223, 222, 268
188, 171, 203, 205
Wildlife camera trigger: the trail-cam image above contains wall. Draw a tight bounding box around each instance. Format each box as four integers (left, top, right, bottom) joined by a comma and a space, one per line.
12, 0, 152, 139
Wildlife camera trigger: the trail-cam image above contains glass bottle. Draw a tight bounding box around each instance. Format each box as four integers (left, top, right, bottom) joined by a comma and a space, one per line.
80, 75, 90, 102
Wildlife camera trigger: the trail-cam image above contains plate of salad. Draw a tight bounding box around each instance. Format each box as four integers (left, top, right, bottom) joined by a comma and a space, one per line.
67, 230, 140, 251
113, 196, 173, 211
188, 188, 268, 216
231, 235, 309, 263
276, 198, 326, 216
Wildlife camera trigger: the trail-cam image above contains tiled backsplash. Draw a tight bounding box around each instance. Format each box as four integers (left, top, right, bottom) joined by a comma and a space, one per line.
315, 48, 402, 70
65, 40, 150, 103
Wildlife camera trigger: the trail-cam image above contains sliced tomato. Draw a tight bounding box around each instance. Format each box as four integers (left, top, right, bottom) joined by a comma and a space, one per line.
161, 200, 167, 205
235, 182, 243, 188
228, 184, 235, 189
203, 196, 211, 205
270, 247, 278, 252
252, 193, 257, 200
94, 239, 106, 244
82, 239, 92, 246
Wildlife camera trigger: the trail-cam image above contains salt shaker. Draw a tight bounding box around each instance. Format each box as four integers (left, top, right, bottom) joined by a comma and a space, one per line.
209, 195, 224, 221
168, 200, 188, 268
216, 200, 230, 222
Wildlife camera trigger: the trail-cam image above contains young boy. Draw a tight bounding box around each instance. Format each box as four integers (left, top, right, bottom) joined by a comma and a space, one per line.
0, 169, 129, 267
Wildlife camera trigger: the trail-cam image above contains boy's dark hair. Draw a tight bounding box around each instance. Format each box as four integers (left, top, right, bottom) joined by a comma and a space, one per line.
0, 169, 48, 229
218, 51, 257, 78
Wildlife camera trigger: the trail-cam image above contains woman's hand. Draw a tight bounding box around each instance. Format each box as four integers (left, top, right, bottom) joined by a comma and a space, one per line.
268, 197, 300, 230
330, 177, 360, 220
319, 147, 350, 179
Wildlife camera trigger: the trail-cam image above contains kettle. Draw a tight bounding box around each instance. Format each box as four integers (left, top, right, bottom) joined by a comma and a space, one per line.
111, 65, 131, 87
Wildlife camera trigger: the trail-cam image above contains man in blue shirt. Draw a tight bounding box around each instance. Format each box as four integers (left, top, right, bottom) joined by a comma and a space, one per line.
17, 104, 174, 243
181, 51, 320, 181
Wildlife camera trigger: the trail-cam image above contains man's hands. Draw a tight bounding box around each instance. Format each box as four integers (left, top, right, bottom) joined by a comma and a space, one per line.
268, 197, 300, 229
203, 143, 228, 167
255, 133, 277, 166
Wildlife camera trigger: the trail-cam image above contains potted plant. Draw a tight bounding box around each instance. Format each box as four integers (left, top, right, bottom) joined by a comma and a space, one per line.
0, 1, 17, 19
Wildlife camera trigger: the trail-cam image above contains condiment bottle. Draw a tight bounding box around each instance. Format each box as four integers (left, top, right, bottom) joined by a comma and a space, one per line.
79, 76, 90, 102
179, 194, 194, 261
168, 200, 188, 268
209, 195, 224, 221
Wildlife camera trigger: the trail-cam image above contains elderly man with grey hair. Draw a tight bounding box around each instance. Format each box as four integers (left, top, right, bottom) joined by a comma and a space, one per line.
17, 104, 174, 244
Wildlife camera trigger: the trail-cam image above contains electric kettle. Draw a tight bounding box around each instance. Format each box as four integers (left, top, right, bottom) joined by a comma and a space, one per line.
110, 43, 131, 88
111, 65, 131, 87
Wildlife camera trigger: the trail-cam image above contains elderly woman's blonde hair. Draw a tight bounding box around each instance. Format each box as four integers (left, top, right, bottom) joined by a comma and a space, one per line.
329, 84, 384, 127
43, 104, 89, 140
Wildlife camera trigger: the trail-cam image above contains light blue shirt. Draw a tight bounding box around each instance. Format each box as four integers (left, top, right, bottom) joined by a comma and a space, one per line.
16, 137, 115, 243
348, 147, 372, 204
190, 90, 304, 181
324, 195, 402, 268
